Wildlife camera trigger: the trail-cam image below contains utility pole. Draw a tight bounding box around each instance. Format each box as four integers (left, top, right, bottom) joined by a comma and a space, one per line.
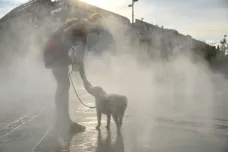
128, 0, 138, 24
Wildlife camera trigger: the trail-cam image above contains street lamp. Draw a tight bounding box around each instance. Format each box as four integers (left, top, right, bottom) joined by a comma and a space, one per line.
128, 0, 138, 24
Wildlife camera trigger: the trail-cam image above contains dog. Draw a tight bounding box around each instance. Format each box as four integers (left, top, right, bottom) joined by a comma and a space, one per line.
88, 86, 128, 130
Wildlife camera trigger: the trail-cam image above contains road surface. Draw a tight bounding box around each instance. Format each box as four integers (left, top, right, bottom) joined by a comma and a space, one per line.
0, 88, 227, 152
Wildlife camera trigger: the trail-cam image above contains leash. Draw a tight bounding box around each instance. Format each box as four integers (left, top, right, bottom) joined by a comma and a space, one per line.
68, 66, 96, 109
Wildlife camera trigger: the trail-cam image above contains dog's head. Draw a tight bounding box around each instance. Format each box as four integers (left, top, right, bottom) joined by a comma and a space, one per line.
91, 86, 106, 99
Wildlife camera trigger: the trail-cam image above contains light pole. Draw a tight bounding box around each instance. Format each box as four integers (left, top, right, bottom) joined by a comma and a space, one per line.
128, 0, 138, 24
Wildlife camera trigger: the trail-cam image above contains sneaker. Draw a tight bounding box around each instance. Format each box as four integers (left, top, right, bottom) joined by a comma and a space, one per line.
69, 122, 86, 134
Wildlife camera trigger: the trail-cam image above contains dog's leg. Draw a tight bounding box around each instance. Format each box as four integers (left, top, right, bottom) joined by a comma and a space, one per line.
120, 105, 127, 128
96, 110, 101, 130
106, 113, 111, 130
119, 114, 123, 128
112, 114, 119, 129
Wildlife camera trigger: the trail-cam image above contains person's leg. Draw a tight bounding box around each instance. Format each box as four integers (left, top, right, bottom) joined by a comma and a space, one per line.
51, 66, 70, 148
52, 66, 71, 143
52, 66, 85, 135
52, 66, 71, 126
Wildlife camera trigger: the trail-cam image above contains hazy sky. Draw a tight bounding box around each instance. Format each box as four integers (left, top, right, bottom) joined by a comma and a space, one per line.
0, 0, 227, 44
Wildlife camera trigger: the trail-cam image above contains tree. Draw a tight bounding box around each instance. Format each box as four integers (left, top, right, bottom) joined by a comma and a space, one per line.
220, 35, 228, 55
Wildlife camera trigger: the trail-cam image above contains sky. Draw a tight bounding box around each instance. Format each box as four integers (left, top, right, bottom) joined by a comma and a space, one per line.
0, 0, 227, 44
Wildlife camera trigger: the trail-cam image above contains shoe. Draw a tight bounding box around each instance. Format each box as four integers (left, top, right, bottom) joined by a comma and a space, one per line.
69, 122, 86, 134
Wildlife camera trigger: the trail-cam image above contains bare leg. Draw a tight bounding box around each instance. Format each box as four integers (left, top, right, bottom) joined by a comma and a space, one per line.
53, 66, 85, 137
52, 66, 71, 137
106, 113, 111, 129
96, 110, 101, 130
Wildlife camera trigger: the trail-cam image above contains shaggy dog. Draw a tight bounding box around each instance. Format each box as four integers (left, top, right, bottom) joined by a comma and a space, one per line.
88, 86, 128, 130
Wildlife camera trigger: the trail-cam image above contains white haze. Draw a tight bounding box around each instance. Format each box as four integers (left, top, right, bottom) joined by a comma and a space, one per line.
85, 16, 219, 118
0, 10, 228, 151
85, 16, 228, 141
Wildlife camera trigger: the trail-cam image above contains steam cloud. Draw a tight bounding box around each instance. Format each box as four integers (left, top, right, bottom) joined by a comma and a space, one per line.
0, 6, 228, 151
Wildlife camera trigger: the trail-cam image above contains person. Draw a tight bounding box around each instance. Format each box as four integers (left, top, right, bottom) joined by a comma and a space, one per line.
43, 13, 104, 138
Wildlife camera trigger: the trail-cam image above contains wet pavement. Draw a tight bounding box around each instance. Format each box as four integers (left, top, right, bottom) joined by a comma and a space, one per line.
0, 89, 228, 152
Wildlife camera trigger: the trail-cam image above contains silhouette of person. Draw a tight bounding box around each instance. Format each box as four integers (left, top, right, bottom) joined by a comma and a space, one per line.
43, 13, 105, 142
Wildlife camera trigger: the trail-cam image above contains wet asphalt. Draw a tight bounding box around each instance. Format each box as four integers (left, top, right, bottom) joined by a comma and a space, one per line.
0, 89, 227, 152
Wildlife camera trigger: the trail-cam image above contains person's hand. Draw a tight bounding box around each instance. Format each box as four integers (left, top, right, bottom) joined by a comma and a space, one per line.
83, 80, 92, 91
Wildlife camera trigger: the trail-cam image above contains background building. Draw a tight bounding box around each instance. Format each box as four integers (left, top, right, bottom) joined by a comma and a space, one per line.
0, 0, 217, 66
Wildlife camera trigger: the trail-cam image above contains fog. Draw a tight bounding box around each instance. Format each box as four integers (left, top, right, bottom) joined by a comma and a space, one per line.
0, 8, 228, 151
84, 16, 228, 142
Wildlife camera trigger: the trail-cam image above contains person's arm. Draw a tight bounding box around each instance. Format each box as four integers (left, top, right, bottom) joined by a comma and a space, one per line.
73, 42, 92, 93
79, 62, 93, 93
64, 19, 92, 91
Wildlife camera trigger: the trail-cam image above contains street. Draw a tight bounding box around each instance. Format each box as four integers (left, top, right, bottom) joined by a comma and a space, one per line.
0, 0, 227, 151
0, 87, 227, 152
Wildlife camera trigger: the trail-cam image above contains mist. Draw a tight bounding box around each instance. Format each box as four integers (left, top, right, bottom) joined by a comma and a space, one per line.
0, 18, 56, 117
0, 8, 228, 151
84, 16, 217, 118
83, 15, 228, 145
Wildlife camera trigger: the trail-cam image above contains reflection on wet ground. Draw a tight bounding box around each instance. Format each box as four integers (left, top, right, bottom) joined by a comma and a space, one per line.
94, 130, 124, 152
0, 89, 228, 152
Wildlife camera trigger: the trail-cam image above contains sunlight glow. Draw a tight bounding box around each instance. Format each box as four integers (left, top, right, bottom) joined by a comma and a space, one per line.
79, 0, 110, 9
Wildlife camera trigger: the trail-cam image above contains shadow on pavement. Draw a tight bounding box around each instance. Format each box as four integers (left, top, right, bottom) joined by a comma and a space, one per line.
34, 125, 81, 152
95, 130, 124, 152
